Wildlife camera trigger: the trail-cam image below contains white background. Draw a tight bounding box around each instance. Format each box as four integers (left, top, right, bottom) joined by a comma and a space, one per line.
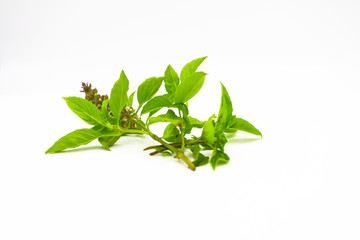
1, 0, 360, 239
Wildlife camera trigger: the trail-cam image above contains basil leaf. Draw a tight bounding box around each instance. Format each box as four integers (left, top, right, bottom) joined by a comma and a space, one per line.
137, 77, 163, 106
100, 99, 110, 122
193, 153, 209, 167
63, 97, 103, 126
215, 83, 233, 135
180, 56, 207, 81
200, 116, 216, 145
98, 135, 121, 151
210, 149, 230, 170
225, 116, 262, 137
188, 116, 205, 128
148, 109, 185, 126
216, 132, 228, 152
128, 91, 136, 106
171, 103, 189, 117
174, 72, 206, 103
141, 94, 172, 115
162, 123, 181, 142
45, 128, 104, 153
164, 64, 179, 95
110, 70, 129, 123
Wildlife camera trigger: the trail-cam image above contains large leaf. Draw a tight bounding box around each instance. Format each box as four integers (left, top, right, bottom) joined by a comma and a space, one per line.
210, 149, 230, 170
141, 94, 172, 115
137, 77, 163, 106
173, 72, 206, 103
110, 70, 129, 123
164, 64, 179, 95
215, 83, 233, 135
45, 128, 107, 153
148, 109, 185, 126
225, 116, 262, 137
63, 97, 103, 126
180, 56, 207, 81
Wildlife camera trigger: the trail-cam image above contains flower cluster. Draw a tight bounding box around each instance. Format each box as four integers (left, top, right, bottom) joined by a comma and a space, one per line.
80, 82, 109, 110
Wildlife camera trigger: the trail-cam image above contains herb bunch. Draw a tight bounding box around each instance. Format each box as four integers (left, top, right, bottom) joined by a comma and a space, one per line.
45, 57, 262, 170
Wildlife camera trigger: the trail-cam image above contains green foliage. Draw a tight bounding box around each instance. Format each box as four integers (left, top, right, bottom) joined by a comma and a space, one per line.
110, 70, 129, 123
141, 95, 172, 115
137, 77, 163, 106
63, 97, 103, 126
164, 64, 179, 95
148, 110, 185, 126
46, 57, 262, 171
225, 116, 262, 137
174, 72, 206, 103
215, 83, 233, 135
46, 128, 118, 153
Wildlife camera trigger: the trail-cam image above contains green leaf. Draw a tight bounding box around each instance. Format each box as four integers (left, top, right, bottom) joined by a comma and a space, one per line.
174, 72, 206, 103
148, 109, 185, 126
210, 150, 230, 170
162, 123, 181, 142
215, 83, 233, 135
100, 99, 110, 122
164, 64, 179, 95
98, 135, 121, 151
128, 91, 136, 106
193, 153, 209, 167
188, 116, 205, 128
45, 128, 104, 153
110, 70, 129, 123
63, 97, 103, 126
180, 56, 207, 81
137, 77, 163, 106
141, 94, 172, 115
225, 116, 262, 137
171, 103, 189, 117
216, 132, 228, 152
200, 116, 216, 145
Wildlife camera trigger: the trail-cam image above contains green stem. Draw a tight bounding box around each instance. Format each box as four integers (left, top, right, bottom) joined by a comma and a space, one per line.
144, 140, 207, 151
131, 118, 196, 171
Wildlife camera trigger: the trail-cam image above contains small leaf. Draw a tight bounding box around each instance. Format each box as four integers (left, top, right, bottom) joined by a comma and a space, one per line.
174, 72, 206, 103
162, 123, 181, 142
215, 83, 233, 135
180, 56, 207, 81
137, 77, 163, 106
193, 153, 209, 167
216, 132, 228, 152
210, 150, 230, 170
45, 128, 106, 153
200, 116, 216, 145
128, 91, 136, 106
98, 135, 121, 150
148, 109, 185, 126
171, 103, 189, 117
225, 116, 262, 137
164, 64, 179, 95
100, 99, 110, 122
110, 70, 129, 123
63, 97, 103, 126
141, 94, 172, 115
188, 116, 205, 128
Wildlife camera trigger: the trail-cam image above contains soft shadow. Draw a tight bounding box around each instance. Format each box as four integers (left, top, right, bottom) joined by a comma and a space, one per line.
56, 146, 106, 153
227, 138, 261, 144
